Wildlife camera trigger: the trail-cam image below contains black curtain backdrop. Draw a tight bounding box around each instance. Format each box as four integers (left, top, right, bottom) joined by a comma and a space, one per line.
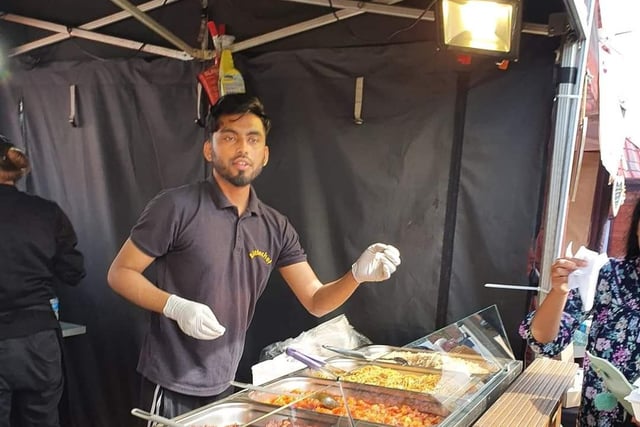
0, 35, 558, 426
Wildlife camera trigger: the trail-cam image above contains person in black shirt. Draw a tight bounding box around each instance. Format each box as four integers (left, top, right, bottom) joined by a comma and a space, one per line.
0, 135, 85, 427
108, 94, 402, 419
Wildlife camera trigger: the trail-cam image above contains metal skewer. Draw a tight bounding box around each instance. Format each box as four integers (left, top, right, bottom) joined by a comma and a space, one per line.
484, 283, 549, 294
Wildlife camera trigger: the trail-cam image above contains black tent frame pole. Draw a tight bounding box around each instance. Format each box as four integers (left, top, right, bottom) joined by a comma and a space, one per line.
436, 71, 470, 328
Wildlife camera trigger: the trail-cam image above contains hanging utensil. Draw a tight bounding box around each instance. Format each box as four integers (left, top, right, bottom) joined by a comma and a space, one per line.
130, 408, 187, 427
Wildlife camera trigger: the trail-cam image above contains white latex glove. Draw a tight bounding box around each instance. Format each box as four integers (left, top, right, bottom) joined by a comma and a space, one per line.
162, 294, 226, 340
351, 243, 401, 284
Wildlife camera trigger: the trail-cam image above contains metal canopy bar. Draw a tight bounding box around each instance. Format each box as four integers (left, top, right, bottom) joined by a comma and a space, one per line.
281, 0, 435, 21
8, 0, 184, 57
522, 23, 551, 36
109, 0, 211, 59
232, 9, 361, 52
2, 14, 192, 60
281, 0, 549, 36
5, 0, 551, 60
232, 0, 408, 52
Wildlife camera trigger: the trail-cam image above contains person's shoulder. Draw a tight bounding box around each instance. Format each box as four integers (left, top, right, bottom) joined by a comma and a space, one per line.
256, 201, 299, 231
20, 191, 61, 211
257, 201, 288, 221
609, 256, 634, 264
604, 256, 638, 274
152, 181, 205, 203
614, 256, 639, 268
143, 181, 212, 221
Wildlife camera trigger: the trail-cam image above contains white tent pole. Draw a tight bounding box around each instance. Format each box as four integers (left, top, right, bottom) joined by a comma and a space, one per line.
280, 0, 550, 36
282, 0, 435, 21
7, 0, 184, 57
70, 28, 193, 60
109, 0, 210, 58
232, 9, 363, 52
232, 0, 412, 52
6, 0, 552, 59
2, 14, 192, 60
538, 0, 597, 301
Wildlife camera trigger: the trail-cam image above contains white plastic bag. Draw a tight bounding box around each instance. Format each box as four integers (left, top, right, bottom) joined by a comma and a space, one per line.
252, 314, 371, 385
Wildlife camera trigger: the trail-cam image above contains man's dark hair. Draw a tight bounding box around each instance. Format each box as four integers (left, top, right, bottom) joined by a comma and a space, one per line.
0, 134, 13, 162
0, 134, 30, 181
625, 198, 640, 259
207, 94, 271, 136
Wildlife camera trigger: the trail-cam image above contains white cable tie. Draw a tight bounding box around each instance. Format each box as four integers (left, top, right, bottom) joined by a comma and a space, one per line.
555, 94, 582, 99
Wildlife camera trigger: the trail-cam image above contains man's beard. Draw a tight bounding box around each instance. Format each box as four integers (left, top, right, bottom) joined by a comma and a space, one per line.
212, 156, 264, 187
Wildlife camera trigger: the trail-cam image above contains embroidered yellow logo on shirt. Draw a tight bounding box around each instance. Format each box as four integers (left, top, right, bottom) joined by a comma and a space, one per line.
249, 249, 272, 265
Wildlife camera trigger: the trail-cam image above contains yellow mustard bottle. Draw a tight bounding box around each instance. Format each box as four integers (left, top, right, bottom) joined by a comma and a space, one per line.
219, 49, 246, 96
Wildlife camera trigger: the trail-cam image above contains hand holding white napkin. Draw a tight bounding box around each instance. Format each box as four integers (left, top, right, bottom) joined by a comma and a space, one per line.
351, 243, 401, 284
566, 244, 608, 311
163, 294, 226, 340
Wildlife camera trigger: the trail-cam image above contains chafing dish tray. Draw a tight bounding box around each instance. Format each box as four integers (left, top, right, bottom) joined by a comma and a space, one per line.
348, 345, 501, 375
295, 358, 483, 402
242, 375, 450, 426
172, 401, 337, 427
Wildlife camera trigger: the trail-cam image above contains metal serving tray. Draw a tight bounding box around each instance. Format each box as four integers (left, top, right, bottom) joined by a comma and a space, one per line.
320, 356, 447, 375
243, 376, 452, 418
172, 400, 338, 426
295, 358, 483, 404
352, 345, 502, 375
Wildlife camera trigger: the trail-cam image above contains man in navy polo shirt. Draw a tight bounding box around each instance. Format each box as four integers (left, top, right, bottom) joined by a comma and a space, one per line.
107, 94, 401, 420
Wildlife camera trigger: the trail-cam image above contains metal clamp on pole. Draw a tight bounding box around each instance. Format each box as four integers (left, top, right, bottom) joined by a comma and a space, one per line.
69, 85, 77, 127
354, 76, 364, 125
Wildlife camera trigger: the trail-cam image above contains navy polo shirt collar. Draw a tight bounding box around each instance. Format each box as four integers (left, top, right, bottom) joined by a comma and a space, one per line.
206, 177, 262, 216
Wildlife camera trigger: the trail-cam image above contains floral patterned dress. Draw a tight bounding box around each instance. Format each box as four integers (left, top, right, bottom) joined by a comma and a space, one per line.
519, 257, 640, 426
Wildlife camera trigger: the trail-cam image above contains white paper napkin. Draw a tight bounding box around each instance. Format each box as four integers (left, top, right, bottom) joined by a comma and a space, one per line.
625, 388, 640, 418
565, 243, 608, 311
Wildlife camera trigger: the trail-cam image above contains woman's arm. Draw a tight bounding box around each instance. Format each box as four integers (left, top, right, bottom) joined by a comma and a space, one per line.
530, 258, 586, 343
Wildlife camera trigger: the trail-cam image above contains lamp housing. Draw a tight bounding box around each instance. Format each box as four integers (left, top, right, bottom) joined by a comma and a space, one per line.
436, 0, 523, 60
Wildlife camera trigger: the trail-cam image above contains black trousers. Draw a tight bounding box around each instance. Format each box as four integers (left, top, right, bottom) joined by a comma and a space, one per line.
0, 329, 63, 427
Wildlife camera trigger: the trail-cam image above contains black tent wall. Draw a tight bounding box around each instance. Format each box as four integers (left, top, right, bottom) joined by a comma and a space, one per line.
0, 35, 557, 426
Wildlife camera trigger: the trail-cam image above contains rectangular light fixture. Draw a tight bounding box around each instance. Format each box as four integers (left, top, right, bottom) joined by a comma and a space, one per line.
436, 0, 523, 59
